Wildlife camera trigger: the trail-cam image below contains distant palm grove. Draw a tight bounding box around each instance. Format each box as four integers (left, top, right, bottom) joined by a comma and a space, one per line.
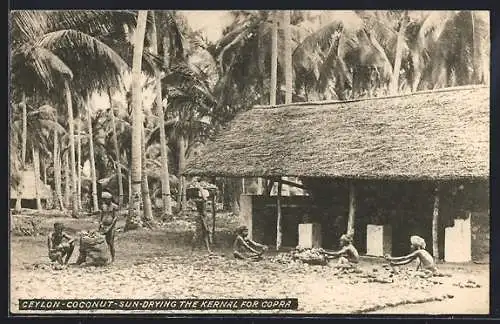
9, 10, 490, 230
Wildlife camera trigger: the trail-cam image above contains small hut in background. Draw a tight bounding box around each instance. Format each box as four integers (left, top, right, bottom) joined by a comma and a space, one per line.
10, 168, 52, 209
184, 85, 489, 263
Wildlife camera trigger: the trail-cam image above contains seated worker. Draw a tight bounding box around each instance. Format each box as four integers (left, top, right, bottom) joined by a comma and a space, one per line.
384, 235, 440, 277
99, 191, 119, 263
233, 226, 268, 261
48, 222, 76, 265
322, 233, 360, 268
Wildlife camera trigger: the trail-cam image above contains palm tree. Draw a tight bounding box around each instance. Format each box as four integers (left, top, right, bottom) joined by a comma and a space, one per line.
53, 128, 64, 210
293, 11, 394, 100
126, 10, 149, 230
63, 147, 71, 207
31, 143, 42, 210
141, 121, 154, 227
388, 11, 410, 95
76, 112, 83, 210
148, 11, 184, 217
11, 13, 73, 211
270, 11, 279, 106
11, 104, 65, 210
11, 10, 130, 217
107, 89, 125, 208
84, 98, 100, 212
154, 58, 217, 210
283, 10, 293, 105
405, 10, 489, 90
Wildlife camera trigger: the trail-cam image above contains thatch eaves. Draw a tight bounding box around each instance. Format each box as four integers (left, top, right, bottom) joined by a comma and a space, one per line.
184, 86, 489, 181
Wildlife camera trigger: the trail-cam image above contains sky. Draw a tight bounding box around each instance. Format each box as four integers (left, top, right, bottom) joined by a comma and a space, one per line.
179, 11, 233, 43
92, 11, 233, 110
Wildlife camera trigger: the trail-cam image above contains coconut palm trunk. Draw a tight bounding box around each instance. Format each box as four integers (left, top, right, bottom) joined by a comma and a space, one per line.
32, 144, 42, 210
389, 11, 409, 95
151, 12, 172, 217
15, 94, 28, 211
20, 94, 27, 166
107, 89, 124, 208
86, 101, 99, 213
177, 135, 187, 210
64, 79, 79, 218
141, 125, 154, 227
76, 114, 82, 210
270, 12, 278, 106
53, 130, 64, 210
125, 10, 148, 231
127, 158, 132, 207
283, 10, 292, 105
63, 151, 70, 208
42, 160, 47, 185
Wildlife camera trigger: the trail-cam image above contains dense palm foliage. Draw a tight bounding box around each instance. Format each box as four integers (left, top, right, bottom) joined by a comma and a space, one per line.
10, 10, 489, 226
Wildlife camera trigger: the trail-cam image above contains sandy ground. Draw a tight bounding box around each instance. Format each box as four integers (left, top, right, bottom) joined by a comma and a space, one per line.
9, 213, 490, 315
368, 287, 489, 314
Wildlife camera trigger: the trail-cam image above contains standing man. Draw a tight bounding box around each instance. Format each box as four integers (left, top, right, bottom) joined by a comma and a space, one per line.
190, 178, 213, 254
99, 191, 119, 263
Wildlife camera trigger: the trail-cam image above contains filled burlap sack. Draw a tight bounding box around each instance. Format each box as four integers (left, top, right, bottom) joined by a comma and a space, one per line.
77, 231, 109, 266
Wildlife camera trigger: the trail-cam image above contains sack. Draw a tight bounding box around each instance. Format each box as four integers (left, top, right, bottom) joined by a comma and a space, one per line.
78, 232, 109, 266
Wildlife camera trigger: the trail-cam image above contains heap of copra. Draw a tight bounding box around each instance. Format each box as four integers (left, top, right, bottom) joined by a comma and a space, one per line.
271, 247, 328, 266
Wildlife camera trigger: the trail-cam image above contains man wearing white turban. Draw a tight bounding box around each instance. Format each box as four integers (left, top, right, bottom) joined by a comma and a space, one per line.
384, 235, 440, 277
410, 235, 426, 250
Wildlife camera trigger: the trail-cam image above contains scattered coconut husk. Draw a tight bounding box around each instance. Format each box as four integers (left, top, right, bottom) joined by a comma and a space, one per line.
11, 215, 42, 236
270, 247, 328, 266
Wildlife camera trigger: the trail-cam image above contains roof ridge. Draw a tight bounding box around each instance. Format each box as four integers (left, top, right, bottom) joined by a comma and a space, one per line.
252, 85, 489, 110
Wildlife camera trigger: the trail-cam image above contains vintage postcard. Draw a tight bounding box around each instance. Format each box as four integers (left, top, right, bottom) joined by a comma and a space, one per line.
9, 9, 490, 315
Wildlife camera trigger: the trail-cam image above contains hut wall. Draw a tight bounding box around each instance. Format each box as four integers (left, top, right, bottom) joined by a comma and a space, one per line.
247, 179, 488, 259
465, 181, 489, 262
251, 196, 312, 247
471, 211, 489, 262
304, 179, 457, 257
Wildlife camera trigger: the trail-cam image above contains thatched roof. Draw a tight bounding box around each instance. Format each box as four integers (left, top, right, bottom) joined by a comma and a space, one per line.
10, 169, 52, 199
185, 86, 489, 180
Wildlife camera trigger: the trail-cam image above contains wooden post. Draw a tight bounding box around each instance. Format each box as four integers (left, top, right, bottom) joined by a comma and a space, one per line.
242, 178, 246, 194
432, 185, 440, 261
347, 181, 356, 236
276, 180, 283, 251
264, 179, 273, 196
211, 177, 217, 243
257, 177, 263, 195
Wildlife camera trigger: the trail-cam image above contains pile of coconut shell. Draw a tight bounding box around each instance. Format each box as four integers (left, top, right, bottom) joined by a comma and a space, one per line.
271, 247, 328, 266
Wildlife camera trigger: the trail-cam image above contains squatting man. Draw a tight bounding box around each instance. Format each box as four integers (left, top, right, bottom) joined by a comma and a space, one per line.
385, 235, 446, 277
47, 192, 118, 267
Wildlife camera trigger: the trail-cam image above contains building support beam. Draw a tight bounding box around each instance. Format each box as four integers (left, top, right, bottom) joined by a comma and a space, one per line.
276, 180, 283, 251
347, 181, 356, 236
432, 184, 440, 261
278, 178, 306, 191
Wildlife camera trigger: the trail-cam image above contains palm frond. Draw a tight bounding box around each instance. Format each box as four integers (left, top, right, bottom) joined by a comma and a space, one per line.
48, 10, 138, 38
10, 11, 51, 46
11, 44, 73, 93
155, 10, 185, 63
37, 29, 128, 72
